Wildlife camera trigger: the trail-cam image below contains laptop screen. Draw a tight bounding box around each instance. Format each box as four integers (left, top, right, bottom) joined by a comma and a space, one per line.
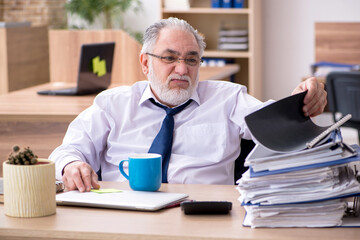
77, 42, 115, 95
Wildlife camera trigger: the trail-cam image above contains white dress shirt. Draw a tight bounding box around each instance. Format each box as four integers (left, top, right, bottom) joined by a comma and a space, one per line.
50, 80, 273, 185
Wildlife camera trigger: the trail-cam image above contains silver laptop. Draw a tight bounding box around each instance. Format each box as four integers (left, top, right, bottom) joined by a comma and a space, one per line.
37, 42, 115, 96
56, 190, 188, 211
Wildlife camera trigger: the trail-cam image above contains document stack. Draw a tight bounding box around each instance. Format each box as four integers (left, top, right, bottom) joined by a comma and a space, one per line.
218, 28, 248, 51
237, 91, 360, 228
310, 61, 360, 78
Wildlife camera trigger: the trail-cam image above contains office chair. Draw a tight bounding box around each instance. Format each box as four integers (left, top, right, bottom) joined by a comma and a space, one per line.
234, 139, 255, 184
326, 71, 360, 142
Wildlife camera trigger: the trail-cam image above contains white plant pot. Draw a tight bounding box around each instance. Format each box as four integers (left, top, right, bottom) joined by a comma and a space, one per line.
3, 159, 56, 217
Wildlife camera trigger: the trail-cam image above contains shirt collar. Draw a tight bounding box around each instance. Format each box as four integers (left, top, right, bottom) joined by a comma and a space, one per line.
139, 81, 201, 107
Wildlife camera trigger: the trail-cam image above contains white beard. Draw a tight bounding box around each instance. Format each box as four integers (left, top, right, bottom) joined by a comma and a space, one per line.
148, 62, 199, 107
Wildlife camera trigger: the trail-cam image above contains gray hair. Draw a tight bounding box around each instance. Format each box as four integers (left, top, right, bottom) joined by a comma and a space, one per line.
141, 17, 206, 56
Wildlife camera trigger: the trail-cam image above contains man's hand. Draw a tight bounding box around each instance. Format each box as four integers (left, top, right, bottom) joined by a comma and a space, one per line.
292, 77, 327, 117
62, 161, 100, 192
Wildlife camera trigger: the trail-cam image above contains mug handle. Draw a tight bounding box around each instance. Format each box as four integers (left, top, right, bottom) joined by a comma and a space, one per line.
119, 160, 129, 180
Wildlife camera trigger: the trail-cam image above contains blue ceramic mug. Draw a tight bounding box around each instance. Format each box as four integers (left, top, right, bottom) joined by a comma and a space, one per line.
119, 153, 162, 192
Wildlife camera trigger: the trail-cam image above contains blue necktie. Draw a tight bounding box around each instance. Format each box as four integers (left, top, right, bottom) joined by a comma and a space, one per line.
148, 98, 192, 183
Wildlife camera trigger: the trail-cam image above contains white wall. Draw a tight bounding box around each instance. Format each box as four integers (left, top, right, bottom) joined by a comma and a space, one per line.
262, 0, 360, 100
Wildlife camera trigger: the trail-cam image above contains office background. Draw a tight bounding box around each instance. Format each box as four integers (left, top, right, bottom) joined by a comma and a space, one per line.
3, 0, 359, 101
101, 0, 360, 101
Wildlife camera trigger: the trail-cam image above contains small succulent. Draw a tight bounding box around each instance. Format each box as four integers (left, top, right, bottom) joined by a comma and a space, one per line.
7, 145, 38, 165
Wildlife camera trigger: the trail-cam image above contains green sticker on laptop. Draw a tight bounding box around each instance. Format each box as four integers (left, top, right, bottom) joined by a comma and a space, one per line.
90, 188, 122, 194
92, 56, 107, 77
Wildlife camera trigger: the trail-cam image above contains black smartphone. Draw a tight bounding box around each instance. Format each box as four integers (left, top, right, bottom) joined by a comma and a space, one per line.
180, 201, 232, 215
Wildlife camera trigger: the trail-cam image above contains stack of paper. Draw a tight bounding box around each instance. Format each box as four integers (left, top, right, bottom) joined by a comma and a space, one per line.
238, 162, 360, 228
243, 199, 347, 228
238, 165, 360, 206
246, 140, 358, 177
237, 92, 360, 228
218, 29, 248, 51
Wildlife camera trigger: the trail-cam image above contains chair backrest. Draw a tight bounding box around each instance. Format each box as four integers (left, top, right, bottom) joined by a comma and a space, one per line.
234, 139, 255, 184
326, 71, 360, 132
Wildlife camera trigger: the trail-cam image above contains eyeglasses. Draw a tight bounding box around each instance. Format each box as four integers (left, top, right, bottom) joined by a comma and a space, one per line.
146, 52, 203, 66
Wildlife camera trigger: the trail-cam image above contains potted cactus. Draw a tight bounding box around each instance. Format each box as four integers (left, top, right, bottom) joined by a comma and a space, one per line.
3, 146, 56, 217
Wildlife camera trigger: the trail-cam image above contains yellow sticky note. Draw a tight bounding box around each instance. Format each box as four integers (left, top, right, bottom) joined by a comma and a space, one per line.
90, 188, 122, 194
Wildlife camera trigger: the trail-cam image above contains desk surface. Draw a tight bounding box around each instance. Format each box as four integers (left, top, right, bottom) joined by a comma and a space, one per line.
0, 182, 359, 240
0, 65, 239, 122
0, 82, 95, 122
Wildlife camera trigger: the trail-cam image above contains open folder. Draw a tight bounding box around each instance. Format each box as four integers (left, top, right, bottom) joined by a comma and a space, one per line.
243, 91, 357, 177
244, 91, 352, 152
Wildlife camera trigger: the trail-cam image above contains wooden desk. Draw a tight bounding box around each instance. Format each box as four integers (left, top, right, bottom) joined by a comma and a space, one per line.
0, 82, 96, 123
0, 182, 359, 240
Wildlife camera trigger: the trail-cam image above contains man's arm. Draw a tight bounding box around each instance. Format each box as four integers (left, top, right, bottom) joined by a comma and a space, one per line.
292, 77, 327, 117
50, 93, 112, 192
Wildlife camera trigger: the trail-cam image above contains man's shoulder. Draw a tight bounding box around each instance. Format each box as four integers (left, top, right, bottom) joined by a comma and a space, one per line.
98, 81, 148, 97
93, 81, 148, 107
